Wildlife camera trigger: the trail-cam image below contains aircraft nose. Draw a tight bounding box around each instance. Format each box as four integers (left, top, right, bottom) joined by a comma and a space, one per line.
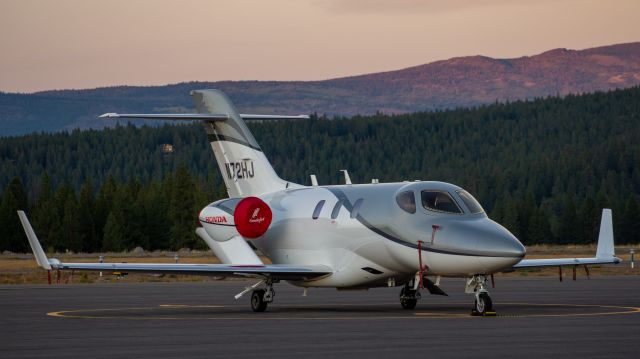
477, 220, 525, 258
472, 219, 525, 271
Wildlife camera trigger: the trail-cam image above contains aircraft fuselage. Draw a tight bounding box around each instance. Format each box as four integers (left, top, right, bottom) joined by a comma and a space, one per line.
201, 180, 526, 288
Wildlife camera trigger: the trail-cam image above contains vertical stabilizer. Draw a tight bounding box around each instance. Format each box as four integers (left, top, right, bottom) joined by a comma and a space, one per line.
191, 90, 292, 197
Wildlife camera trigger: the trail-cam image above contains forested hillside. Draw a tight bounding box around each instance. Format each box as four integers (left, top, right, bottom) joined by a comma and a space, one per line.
1, 87, 639, 252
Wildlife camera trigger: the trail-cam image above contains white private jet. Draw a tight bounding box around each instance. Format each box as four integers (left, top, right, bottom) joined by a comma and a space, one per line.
19, 89, 621, 315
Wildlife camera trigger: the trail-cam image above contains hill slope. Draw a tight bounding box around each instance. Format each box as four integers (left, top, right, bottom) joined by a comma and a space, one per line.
1, 42, 640, 136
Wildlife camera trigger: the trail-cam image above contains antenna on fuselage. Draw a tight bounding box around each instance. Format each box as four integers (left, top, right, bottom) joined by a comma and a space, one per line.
341, 170, 352, 185
310, 174, 319, 186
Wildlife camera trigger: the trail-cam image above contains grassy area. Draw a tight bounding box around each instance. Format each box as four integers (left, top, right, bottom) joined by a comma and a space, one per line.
1, 245, 638, 285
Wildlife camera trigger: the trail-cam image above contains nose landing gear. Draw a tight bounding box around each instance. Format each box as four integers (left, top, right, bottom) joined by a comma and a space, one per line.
466, 275, 496, 316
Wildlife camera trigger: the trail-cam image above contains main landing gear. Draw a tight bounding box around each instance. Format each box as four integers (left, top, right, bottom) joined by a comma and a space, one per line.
399, 281, 421, 309
250, 287, 275, 312
466, 275, 496, 316
236, 279, 276, 312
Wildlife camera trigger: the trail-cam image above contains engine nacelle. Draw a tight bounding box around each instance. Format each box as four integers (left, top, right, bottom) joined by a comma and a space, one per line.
199, 196, 272, 242
199, 201, 238, 242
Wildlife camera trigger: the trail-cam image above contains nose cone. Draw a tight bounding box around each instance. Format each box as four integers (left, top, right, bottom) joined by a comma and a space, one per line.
474, 220, 526, 271
479, 222, 526, 258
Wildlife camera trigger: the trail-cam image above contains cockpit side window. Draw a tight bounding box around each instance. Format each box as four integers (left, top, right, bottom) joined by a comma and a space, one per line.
396, 191, 416, 214
456, 190, 484, 214
421, 191, 462, 214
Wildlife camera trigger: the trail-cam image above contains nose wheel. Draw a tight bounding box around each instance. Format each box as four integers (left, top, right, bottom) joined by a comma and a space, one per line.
472, 292, 493, 315
467, 275, 496, 316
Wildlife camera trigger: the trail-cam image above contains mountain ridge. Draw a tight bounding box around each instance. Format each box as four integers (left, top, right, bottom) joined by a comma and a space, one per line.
1, 42, 639, 136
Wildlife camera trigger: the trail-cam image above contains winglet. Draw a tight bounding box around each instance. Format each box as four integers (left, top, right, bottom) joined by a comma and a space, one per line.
596, 209, 615, 260
17, 211, 52, 270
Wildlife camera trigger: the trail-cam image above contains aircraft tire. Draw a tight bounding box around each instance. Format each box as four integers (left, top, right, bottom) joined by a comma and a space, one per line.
399, 287, 417, 309
473, 292, 493, 315
251, 289, 268, 312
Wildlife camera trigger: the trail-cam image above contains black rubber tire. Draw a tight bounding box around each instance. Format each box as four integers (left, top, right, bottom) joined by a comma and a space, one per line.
251, 289, 268, 312
399, 287, 417, 310
474, 292, 493, 314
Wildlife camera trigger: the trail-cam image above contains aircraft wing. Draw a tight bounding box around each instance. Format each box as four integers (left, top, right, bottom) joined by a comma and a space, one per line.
512, 256, 620, 268
18, 211, 331, 281
510, 209, 622, 269
50, 262, 330, 281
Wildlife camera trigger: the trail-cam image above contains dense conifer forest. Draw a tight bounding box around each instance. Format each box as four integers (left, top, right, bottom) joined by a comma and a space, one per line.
1, 87, 639, 252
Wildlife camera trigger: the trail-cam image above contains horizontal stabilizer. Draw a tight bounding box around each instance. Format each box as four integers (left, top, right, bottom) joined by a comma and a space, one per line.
99, 113, 229, 121
99, 113, 309, 121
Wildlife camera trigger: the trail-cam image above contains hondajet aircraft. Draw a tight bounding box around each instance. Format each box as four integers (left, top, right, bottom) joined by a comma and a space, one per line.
20, 90, 621, 315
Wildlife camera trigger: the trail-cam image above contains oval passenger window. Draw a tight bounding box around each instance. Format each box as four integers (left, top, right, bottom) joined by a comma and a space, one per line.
331, 200, 342, 219
396, 191, 416, 214
312, 200, 325, 219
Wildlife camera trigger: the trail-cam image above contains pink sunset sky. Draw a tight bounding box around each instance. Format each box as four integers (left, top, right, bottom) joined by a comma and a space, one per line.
1, 0, 639, 93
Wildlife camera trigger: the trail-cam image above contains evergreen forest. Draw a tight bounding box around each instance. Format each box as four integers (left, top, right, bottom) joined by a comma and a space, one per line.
1, 87, 639, 253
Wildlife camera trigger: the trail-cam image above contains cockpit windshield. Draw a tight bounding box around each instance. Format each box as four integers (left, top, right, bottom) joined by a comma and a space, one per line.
421, 191, 462, 214
456, 190, 484, 214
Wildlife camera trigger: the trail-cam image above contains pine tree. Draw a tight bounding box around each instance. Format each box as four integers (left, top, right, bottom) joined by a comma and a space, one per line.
78, 181, 97, 252
169, 164, 196, 250
102, 210, 125, 252
94, 175, 117, 243
557, 194, 579, 244
33, 172, 57, 252
61, 193, 81, 252
528, 207, 553, 244
577, 196, 598, 244
0, 177, 28, 252
619, 196, 640, 244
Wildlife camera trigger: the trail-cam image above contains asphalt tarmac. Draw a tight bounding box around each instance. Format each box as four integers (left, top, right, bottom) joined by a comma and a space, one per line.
1, 276, 639, 358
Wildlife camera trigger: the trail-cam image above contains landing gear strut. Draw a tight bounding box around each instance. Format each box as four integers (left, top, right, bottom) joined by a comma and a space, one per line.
399, 281, 421, 309
466, 275, 496, 316
250, 279, 275, 312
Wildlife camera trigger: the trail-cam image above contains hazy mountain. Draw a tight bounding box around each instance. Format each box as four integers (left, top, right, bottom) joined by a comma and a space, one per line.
1, 42, 639, 136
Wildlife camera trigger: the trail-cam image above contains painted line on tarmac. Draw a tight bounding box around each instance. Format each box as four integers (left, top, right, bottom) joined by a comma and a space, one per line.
46, 302, 640, 321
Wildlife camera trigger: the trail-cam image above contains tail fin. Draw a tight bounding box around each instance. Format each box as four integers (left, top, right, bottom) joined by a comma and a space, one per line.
191, 90, 299, 197
100, 89, 305, 197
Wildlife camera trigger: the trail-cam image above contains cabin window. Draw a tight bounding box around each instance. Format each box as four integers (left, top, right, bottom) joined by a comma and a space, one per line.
351, 199, 364, 218
396, 191, 416, 214
331, 200, 342, 219
421, 191, 462, 214
457, 190, 484, 214
312, 200, 326, 219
